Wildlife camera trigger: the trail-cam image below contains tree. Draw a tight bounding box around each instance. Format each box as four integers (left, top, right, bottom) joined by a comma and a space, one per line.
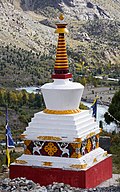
0, 89, 5, 106
77, 76, 86, 86
29, 93, 35, 103
104, 90, 120, 127
21, 91, 29, 105
8, 91, 18, 105
79, 102, 88, 110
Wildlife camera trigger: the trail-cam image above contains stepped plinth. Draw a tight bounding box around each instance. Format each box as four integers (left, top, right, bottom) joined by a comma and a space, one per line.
10, 14, 112, 188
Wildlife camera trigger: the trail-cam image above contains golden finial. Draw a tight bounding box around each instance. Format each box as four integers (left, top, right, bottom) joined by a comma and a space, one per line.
59, 13, 64, 21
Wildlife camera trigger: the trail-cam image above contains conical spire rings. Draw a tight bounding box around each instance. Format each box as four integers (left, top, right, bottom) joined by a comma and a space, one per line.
52, 15, 72, 79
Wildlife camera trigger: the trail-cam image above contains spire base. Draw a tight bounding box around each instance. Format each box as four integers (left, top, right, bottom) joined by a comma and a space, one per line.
52, 73, 72, 79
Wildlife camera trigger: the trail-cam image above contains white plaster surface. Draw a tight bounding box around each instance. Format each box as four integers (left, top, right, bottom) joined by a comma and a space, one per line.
18, 78, 109, 173
41, 79, 84, 110
23, 110, 100, 142
12, 148, 110, 170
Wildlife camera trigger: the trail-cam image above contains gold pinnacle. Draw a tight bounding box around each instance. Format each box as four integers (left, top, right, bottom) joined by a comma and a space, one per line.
59, 13, 64, 20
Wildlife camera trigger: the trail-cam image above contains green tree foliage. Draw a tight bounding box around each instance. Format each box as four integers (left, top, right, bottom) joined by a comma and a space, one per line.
0, 88, 45, 143
79, 102, 88, 110
0, 89, 6, 106
75, 76, 86, 86
104, 89, 120, 126
0, 88, 45, 110
0, 45, 54, 87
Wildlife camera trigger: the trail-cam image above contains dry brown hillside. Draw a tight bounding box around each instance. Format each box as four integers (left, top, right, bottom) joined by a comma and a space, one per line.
0, 0, 120, 87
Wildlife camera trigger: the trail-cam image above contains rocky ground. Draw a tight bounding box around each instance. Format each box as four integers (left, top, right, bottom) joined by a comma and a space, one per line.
0, 176, 120, 192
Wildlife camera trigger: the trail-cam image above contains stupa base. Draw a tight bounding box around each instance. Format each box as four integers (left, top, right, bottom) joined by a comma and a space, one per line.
10, 156, 112, 189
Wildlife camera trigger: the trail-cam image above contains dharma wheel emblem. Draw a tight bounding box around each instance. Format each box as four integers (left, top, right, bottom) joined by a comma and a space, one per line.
44, 142, 58, 156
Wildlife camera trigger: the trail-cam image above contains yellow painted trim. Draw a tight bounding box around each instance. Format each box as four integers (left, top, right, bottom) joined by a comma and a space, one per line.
15, 160, 27, 164
93, 158, 97, 163
55, 63, 68, 66
20, 134, 27, 139
57, 48, 66, 51
74, 138, 82, 142
55, 28, 69, 34
42, 162, 52, 166
54, 66, 68, 68
86, 138, 92, 153
96, 142, 99, 148
70, 164, 87, 169
71, 143, 81, 149
55, 60, 68, 63
71, 152, 82, 158
43, 108, 81, 114
24, 149, 32, 155
86, 132, 96, 138
103, 152, 108, 157
37, 136, 62, 141
24, 140, 31, 146
56, 54, 67, 57
56, 51, 66, 53
55, 65, 68, 67
57, 45, 66, 47
56, 57, 68, 60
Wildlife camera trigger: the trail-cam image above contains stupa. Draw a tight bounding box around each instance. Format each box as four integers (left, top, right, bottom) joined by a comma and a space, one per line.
10, 14, 112, 188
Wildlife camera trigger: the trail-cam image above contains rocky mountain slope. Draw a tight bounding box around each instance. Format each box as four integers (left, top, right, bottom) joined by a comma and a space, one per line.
0, 0, 56, 53
0, 0, 120, 87
20, 0, 120, 20
1, 0, 120, 49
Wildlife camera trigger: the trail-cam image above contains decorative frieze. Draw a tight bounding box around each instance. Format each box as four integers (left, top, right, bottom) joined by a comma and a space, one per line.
24, 134, 99, 158
44, 142, 58, 156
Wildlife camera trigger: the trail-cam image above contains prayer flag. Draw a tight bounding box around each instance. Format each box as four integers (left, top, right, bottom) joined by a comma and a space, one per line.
91, 98, 98, 119
6, 124, 15, 148
6, 107, 15, 167
6, 148, 10, 167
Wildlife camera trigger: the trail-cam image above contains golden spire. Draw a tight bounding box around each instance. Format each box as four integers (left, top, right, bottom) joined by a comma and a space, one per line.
52, 14, 72, 79
59, 13, 64, 20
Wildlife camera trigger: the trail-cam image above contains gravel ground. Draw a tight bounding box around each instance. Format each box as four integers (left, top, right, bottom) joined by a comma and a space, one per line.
0, 174, 120, 192
97, 174, 120, 187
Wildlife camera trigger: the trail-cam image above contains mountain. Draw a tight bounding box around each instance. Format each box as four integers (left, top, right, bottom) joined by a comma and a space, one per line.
20, 0, 120, 20
0, 0, 120, 87
0, 0, 56, 53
